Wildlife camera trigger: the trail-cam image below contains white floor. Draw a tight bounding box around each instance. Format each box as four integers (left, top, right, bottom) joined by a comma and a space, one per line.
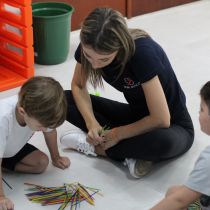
1, 0, 210, 209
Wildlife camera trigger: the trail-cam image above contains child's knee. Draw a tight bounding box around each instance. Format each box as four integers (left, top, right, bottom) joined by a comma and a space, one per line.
36, 154, 49, 173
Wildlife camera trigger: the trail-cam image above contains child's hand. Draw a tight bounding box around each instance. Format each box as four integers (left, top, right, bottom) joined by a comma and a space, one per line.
52, 156, 70, 169
0, 196, 14, 210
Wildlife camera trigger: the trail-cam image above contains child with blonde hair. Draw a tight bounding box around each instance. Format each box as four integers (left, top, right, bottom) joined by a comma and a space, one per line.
0, 76, 70, 210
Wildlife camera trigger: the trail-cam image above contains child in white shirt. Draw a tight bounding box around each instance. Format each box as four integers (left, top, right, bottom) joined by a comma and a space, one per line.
0, 76, 70, 210
150, 81, 210, 210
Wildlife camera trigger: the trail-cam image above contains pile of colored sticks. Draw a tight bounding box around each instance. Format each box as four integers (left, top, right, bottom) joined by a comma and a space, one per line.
188, 200, 201, 210
24, 182, 102, 210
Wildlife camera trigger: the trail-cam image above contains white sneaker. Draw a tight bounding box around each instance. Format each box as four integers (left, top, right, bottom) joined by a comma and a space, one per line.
125, 158, 153, 178
60, 129, 97, 156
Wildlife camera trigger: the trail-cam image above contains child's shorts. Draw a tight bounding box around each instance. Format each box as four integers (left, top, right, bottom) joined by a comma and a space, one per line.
2, 143, 38, 171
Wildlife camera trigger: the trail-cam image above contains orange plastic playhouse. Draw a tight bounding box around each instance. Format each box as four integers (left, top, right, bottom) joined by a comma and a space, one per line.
0, 0, 34, 91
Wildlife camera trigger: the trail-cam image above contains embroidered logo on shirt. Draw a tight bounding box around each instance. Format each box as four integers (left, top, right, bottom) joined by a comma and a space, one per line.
123, 77, 140, 89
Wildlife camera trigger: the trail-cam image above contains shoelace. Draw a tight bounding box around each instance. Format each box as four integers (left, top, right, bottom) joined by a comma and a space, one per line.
77, 142, 96, 156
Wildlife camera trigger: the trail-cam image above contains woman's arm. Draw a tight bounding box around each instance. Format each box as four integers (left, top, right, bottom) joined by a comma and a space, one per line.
71, 63, 103, 144
112, 76, 170, 141
71, 63, 100, 130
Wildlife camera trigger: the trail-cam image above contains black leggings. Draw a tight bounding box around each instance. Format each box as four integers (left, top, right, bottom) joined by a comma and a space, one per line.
65, 90, 194, 162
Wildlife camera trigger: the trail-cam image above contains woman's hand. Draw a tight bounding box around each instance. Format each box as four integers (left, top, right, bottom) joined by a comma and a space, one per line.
101, 128, 120, 150
87, 126, 104, 146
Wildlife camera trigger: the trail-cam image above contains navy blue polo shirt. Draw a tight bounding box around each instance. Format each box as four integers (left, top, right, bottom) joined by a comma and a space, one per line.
74, 37, 186, 120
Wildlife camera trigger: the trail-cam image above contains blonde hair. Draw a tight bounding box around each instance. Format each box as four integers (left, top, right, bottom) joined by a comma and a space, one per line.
80, 7, 149, 88
18, 76, 67, 128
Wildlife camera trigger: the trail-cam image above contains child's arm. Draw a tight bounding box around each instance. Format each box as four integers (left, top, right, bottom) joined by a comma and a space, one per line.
0, 159, 14, 210
43, 129, 70, 169
149, 185, 201, 210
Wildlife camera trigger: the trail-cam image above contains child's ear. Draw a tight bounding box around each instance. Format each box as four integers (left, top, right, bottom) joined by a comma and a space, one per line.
17, 106, 26, 116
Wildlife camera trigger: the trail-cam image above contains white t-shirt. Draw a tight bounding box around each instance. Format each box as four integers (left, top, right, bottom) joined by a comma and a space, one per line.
0, 95, 34, 158
185, 145, 210, 209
